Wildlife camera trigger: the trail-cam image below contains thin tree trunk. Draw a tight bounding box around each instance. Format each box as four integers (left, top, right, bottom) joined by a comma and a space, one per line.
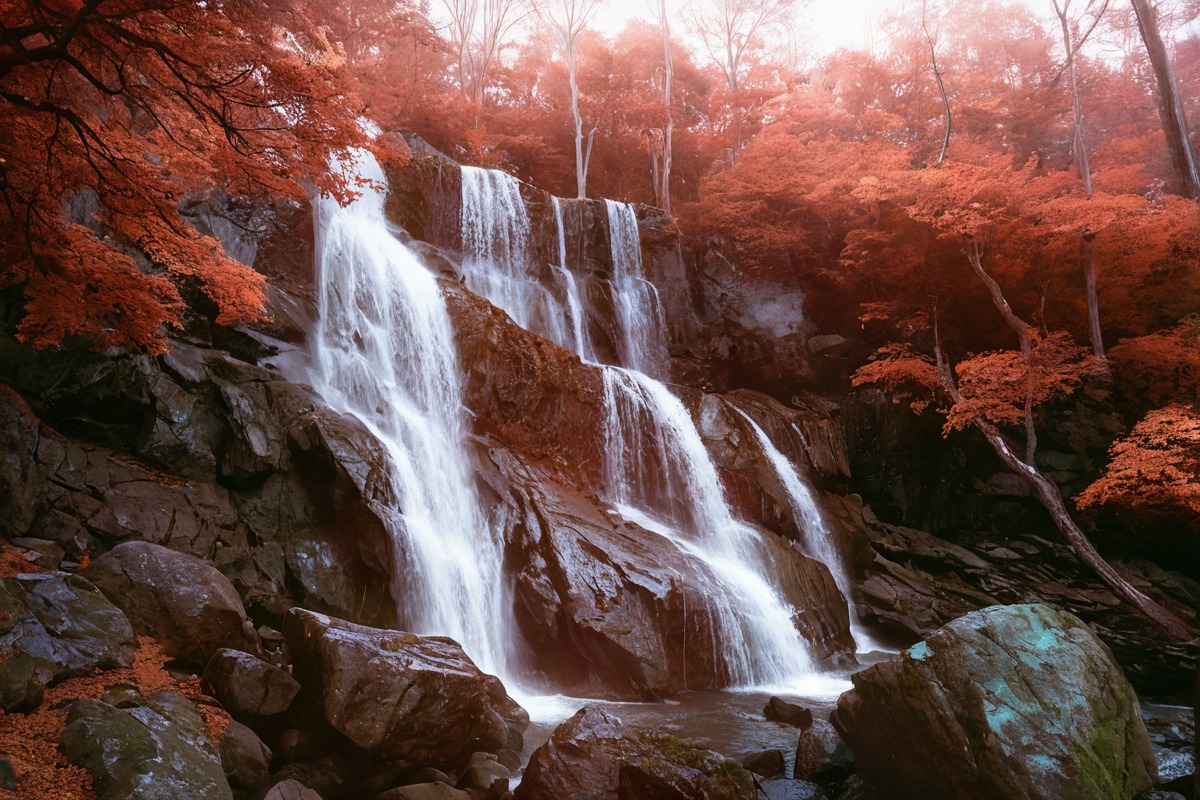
660, 0, 673, 215
1083, 236, 1106, 362
568, 39, 586, 198
923, 0, 951, 165
1131, 0, 1200, 198
1055, 0, 1109, 365
933, 337, 1193, 641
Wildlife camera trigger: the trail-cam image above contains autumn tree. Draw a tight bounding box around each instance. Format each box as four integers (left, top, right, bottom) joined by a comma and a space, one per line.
0, 0, 365, 353
542, 0, 606, 198
850, 163, 1194, 640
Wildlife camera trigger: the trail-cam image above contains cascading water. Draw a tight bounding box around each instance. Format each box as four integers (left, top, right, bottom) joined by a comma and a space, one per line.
733, 408, 885, 653
603, 368, 820, 686
460, 166, 577, 353
551, 196, 594, 361
605, 200, 670, 380
310, 151, 509, 675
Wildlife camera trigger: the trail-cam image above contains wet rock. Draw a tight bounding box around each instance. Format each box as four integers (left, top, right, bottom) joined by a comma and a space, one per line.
262, 779, 323, 800
10, 538, 64, 569
831, 604, 1157, 800
455, 752, 510, 793
203, 648, 300, 718
492, 449, 854, 699
376, 785, 469, 800
0, 573, 135, 710
84, 541, 260, 665
0, 758, 15, 790
218, 719, 273, 794
793, 720, 852, 781
742, 748, 786, 778
760, 779, 829, 800
60, 691, 232, 800
763, 697, 813, 729
515, 706, 754, 800
283, 608, 528, 769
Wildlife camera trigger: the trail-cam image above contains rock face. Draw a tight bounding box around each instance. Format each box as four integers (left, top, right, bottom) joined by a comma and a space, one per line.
516, 706, 754, 800
831, 604, 1157, 800
0, 573, 135, 710
84, 541, 259, 665
61, 691, 233, 800
283, 608, 528, 769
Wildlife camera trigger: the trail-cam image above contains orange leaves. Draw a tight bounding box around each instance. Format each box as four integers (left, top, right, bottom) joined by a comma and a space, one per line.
851, 343, 946, 414
1076, 404, 1200, 516
0, 0, 369, 353
946, 331, 1102, 433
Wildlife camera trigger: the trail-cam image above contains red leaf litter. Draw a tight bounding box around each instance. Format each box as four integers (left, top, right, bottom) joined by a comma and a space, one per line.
0, 636, 229, 800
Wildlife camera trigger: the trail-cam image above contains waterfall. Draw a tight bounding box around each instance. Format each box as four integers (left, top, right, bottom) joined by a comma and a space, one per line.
603, 368, 820, 686
460, 166, 575, 352
605, 200, 670, 380
551, 196, 593, 361
457, 169, 846, 689
734, 409, 883, 653
310, 151, 509, 675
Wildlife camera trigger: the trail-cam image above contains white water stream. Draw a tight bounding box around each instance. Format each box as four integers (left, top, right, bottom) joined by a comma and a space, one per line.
309, 151, 508, 675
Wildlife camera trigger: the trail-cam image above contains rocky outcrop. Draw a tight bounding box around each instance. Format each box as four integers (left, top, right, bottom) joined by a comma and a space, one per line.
856, 510, 1200, 693
283, 609, 528, 770
485, 449, 853, 698
0, 339, 398, 629
831, 604, 1157, 800
516, 706, 754, 800
84, 541, 260, 666
61, 690, 233, 800
0, 573, 135, 710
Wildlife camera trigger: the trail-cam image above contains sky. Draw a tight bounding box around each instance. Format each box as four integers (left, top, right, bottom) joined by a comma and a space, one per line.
591, 0, 906, 56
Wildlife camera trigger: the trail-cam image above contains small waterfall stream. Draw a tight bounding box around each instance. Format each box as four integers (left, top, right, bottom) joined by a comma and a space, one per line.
309, 151, 509, 675
734, 408, 884, 652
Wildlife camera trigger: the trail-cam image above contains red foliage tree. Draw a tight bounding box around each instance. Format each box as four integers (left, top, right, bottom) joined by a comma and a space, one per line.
1, 0, 367, 353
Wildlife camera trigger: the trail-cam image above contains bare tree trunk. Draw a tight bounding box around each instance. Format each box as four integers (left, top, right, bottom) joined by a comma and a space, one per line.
1054, 0, 1109, 365
974, 417, 1192, 640
659, 0, 673, 215
1083, 236, 1106, 362
1131, 0, 1200, 198
568, 41, 586, 198
923, 0, 951, 165
933, 335, 1193, 641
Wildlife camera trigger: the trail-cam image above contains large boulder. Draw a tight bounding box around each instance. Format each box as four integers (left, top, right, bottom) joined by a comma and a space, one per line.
84, 541, 259, 665
283, 609, 528, 769
202, 648, 300, 718
831, 603, 1157, 800
60, 691, 233, 800
0, 573, 135, 710
515, 706, 754, 800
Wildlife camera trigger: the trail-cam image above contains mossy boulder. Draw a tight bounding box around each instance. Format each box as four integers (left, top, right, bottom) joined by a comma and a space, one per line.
515, 706, 754, 800
60, 690, 232, 800
831, 603, 1156, 800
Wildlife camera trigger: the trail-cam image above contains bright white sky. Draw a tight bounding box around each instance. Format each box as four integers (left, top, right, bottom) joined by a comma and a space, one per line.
591, 0, 908, 56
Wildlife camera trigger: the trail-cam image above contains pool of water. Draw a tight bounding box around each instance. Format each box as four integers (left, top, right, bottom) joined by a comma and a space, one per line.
510, 649, 897, 777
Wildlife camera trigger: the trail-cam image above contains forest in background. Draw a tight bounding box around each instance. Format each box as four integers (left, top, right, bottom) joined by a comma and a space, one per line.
1, 0, 1198, 628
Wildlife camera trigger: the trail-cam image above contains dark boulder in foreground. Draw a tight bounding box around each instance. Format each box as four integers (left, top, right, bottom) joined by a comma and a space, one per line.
0, 573, 135, 710
84, 541, 259, 665
515, 705, 754, 800
831, 603, 1157, 800
283, 608, 527, 770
